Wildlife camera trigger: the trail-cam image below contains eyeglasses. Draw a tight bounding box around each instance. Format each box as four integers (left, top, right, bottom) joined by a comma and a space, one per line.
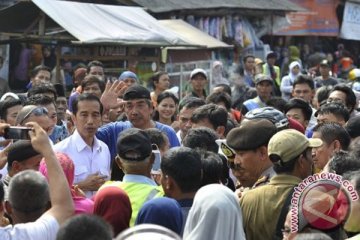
20, 107, 49, 125
227, 161, 241, 170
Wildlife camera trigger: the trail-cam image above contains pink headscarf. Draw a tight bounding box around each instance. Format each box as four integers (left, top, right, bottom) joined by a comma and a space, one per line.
39, 152, 94, 214
94, 186, 132, 235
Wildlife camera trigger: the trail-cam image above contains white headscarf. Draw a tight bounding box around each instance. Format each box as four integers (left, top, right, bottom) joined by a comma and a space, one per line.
183, 184, 246, 240
288, 61, 302, 82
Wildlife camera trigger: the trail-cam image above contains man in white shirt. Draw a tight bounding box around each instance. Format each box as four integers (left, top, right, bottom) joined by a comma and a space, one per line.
54, 94, 110, 198
0, 121, 74, 240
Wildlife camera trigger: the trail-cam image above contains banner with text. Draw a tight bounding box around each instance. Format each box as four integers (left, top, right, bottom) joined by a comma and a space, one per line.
340, 1, 360, 40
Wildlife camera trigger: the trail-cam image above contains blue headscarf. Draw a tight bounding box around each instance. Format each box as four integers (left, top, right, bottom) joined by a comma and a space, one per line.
119, 71, 138, 81
135, 197, 183, 235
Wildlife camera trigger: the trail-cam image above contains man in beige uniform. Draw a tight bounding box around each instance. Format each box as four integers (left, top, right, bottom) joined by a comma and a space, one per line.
240, 129, 322, 240
226, 119, 278, 189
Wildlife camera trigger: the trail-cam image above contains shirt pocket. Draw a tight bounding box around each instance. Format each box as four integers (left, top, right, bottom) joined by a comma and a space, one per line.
74, 165, 88, 184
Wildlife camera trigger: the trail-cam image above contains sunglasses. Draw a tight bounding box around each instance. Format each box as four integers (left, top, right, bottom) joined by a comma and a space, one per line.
20, 107, 49, 125
227, 161, 241, 170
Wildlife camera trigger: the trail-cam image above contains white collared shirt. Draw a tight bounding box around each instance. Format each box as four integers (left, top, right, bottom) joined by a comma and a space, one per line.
53, 130, 111, 198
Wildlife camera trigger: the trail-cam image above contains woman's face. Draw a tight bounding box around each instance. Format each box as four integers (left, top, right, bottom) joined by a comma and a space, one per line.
291, 65, 300, 75
157, 97, 176, 121
155, 74, 170, 91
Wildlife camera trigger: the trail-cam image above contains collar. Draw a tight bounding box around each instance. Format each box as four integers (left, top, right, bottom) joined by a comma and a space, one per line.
73, 130, 101, 152
268, 174, 302, 186
3, 174, 11, 186
261, 166, 276, 178
123, 174, 157, 186
191, 89, 207, 99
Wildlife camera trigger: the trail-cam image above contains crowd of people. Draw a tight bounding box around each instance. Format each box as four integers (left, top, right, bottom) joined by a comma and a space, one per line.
0, 45, 359, 240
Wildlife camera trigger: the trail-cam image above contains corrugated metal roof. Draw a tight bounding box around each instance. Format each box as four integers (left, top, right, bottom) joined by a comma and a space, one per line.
130, 0, 305, 13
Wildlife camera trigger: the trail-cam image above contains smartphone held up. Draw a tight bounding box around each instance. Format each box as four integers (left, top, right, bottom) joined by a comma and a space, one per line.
4, 127, 32, 140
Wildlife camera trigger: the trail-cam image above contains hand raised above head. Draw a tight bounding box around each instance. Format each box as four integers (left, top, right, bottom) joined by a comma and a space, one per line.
101, 80, 127, 111
25, 122, 52, 154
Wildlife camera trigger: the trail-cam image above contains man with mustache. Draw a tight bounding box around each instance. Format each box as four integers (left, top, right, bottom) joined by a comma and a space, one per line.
226, 119, 277, 190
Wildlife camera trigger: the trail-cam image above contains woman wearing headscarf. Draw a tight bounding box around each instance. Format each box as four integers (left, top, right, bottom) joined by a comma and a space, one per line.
94, 186, 132, 236
280, 61, 302, 101
183, 184, 246, 240
39, 152, 94, 214
135, 197, 183, 236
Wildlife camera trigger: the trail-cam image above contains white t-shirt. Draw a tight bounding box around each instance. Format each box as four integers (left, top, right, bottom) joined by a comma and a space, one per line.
0, 214, 59, 240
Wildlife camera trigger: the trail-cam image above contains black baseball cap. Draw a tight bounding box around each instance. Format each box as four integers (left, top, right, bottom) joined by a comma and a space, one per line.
116, 128, 152, 161
7, 140, 40, 166
123, 85, 151, 101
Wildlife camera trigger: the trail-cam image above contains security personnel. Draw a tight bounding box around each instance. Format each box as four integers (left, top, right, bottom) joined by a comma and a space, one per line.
240, 129, 322, 240
226, 119, 278, 191
99, 128, 163, 226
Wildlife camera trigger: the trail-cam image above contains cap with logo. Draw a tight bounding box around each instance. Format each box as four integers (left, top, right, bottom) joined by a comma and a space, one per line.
320, 59, 330, 68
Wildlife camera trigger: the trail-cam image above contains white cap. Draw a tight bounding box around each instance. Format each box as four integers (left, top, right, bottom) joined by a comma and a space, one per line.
190, 68, 207, 79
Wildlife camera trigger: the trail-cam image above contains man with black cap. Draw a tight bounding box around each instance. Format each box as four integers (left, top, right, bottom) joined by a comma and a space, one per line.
96, 85, 180, 179
314, 60, 338, 88
240, 129, 322, 240
98, 128, 162, 226
3, 140, 42, 200
226, 119, 278, 190
241, 74, 273, 114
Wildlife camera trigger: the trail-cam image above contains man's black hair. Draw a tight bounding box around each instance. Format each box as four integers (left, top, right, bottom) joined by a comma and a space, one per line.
56, 214, 113, 240
266, 97, 288, 113
315, 102, 350, 123
30, 65, 51, 78
28, 83, 57, 100
178, 97, 205, 112
72, 93, 103, 115
206, 91, 232, 111
191, 103, 228, 130
26, 95, 56, 108
343, 170, 360, 193
144, 128, 168, 150
328, 151, 360, 176
285, 98, 313, 121
315, 85, 333, 107
86, 60, 104, 74
214, 83, 232, 96
161, 147, 202, 193
313, 122, 351, 150
8, 170, 49, 219
0, 99, 23, 120
331, 84, 357, 112
182, 127, 219, 153
81, 75, 106, 93
199, 151, 223, 187
293, 75, 315, 90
